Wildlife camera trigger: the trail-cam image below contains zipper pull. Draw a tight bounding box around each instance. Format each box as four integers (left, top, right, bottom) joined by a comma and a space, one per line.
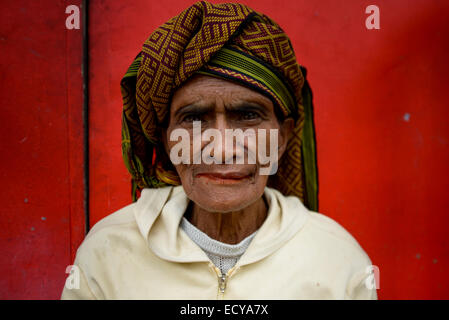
219, 273, 227, 293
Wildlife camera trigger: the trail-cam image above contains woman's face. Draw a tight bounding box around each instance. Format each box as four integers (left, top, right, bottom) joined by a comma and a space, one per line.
163, 75, 293, 213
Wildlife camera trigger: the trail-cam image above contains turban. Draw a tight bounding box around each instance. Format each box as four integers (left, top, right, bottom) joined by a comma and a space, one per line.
120, 1, 318, 211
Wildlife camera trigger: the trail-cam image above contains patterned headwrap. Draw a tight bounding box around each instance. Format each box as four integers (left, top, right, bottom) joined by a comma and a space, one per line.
120, 1, 318, 211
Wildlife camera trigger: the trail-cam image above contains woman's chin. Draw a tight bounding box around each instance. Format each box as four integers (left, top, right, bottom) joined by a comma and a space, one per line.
187, 183, 263, 213
194, 198, 255, 213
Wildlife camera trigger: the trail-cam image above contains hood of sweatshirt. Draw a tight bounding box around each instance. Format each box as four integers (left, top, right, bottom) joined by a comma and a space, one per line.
133, 185, 311, 267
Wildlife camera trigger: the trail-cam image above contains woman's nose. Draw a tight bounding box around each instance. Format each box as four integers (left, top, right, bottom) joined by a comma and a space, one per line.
211, 115, 253, 165
215, 116, 235, 164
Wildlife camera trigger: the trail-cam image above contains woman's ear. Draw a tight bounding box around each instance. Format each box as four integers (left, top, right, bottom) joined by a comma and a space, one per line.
278, 117, 294, 159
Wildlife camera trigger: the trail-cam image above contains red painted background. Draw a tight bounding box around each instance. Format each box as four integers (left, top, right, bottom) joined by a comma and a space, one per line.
0, 0, 85, 299
1, 0, 448, 299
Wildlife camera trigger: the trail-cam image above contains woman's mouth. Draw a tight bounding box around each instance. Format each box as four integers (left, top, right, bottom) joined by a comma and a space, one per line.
195, 172, 252, 185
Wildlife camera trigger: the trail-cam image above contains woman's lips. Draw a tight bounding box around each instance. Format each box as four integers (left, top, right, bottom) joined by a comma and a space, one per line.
195, 172, 252, 184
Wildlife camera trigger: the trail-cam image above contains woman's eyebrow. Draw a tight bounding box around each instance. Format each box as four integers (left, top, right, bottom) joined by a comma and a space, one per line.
174, 104, 213, 116
226, 101, 270, 115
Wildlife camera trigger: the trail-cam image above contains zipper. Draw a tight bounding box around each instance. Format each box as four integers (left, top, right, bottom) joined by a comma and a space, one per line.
209, 263, 240, 299
219, 273, 227, 294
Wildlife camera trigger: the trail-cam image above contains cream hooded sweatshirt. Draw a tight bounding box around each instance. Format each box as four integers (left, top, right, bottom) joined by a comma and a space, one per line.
61, 186, 377, 300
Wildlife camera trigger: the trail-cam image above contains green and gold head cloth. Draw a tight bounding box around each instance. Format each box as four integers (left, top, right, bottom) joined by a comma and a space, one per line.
120, 1, 318, 211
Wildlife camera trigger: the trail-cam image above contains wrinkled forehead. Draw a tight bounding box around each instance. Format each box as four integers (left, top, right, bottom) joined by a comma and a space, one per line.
170, 74, 275, 114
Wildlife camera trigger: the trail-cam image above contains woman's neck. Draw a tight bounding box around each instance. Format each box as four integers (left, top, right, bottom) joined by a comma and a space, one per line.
185, 196, 268, 244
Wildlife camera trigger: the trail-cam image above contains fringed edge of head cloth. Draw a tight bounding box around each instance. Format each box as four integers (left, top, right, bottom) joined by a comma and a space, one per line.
120, 1, 318, 211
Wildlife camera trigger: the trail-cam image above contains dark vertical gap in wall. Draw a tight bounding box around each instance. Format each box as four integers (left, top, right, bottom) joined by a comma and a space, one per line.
82, 0, 90, 234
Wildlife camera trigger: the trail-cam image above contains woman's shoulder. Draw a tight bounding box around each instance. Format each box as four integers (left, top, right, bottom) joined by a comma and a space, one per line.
85, 202, 138, 241
267, 188, 372, 263
296, 209, 373, 267
74, 202, 142, 261
306, 211, 365, 249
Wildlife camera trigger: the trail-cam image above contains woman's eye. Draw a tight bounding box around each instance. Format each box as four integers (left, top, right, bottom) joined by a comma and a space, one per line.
182, 114, 202, 123
240, 111, 260, 120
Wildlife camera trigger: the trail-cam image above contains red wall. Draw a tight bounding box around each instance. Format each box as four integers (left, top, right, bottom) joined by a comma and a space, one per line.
1, 0, 448, 299
0, 0, 85, 299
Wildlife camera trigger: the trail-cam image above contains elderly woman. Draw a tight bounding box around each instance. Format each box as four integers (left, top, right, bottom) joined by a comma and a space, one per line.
61, 1, 377, 300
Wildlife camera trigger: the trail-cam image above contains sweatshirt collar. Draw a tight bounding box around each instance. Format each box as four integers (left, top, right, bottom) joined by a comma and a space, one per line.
133, 185, 310, 266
